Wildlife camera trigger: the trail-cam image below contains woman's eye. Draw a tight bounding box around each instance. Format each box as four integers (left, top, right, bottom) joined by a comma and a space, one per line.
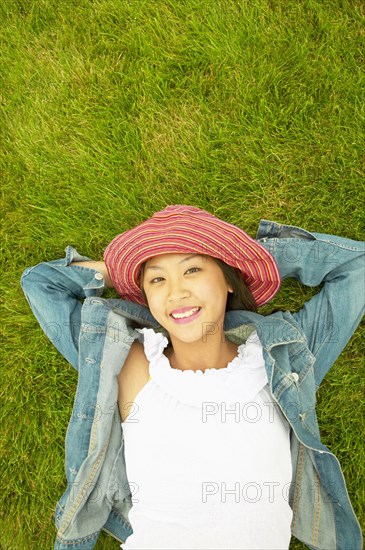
150, 277, 164, 284
185, 267, 200, 275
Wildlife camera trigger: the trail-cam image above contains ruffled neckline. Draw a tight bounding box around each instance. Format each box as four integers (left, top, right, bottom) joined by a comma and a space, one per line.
136, 328, 268, 406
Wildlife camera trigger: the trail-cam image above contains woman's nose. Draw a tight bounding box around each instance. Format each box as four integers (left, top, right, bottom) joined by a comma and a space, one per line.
167, 279, 189, 302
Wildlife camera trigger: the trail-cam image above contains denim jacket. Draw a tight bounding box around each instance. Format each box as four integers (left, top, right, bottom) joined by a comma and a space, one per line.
21, 220, 364, 550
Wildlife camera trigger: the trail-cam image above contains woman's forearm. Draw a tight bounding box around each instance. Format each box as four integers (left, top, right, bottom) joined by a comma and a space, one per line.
21, 248, 110, 370
71, 260, 114, 288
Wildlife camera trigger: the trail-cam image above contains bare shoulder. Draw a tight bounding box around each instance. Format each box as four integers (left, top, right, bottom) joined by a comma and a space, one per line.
119, 339, 149, 384
125, 339, 148, 367
118, 340, 150, 422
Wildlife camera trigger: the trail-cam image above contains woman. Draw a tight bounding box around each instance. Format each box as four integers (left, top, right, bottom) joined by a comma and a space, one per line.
21, 205, 364, 550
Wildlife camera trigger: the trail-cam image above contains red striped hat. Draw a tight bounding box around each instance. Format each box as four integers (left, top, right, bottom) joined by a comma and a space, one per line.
104, 205, 280, 307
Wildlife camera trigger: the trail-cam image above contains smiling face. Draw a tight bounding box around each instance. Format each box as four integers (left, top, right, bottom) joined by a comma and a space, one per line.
141, 253, 233, 345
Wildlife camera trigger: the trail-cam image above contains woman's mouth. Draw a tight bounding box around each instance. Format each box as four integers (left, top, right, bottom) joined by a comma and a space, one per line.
169, 306, 202, 324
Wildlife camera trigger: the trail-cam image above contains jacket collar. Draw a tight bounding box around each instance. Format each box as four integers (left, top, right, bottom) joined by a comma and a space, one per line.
224, 310, 305, 349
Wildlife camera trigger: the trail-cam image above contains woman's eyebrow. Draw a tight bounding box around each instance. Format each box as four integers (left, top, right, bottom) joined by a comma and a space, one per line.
179, 254, 202, 264
145, 254, 202, 271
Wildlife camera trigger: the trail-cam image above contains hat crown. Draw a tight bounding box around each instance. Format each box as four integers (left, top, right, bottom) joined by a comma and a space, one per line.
155, 204, 208, 218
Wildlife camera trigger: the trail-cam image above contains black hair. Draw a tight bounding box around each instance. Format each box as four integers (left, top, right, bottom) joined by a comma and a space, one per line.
212, 258, 257, 312
139, 257, 257, 313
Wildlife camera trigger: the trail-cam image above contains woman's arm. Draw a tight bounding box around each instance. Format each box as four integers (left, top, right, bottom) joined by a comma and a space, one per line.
257, 221, 365, 386
71, 260, 114, 288
21, 247, 109, 370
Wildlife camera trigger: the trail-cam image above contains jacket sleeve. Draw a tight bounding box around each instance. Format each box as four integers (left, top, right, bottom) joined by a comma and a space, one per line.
20, 246, 106, 371
256, 220, 365, 386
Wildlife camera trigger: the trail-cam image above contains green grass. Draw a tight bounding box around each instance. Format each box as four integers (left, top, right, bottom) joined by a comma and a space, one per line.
1, 0, 364, 548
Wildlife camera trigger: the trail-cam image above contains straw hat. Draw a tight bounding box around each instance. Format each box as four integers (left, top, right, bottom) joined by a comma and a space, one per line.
104, 205, 280, 307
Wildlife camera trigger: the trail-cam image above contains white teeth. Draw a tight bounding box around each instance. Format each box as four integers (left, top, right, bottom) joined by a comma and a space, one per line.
171, 307, 200, 319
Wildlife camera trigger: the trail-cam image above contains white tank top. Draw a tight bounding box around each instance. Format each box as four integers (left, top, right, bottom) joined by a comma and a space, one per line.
121, 328, 293, 550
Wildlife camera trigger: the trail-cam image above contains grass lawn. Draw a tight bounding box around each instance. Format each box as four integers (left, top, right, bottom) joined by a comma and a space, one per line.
1, 0, 364, 548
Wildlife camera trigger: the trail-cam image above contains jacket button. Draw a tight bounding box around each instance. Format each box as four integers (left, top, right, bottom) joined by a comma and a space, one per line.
291, 373, 299, 382
95, 272, 103, 281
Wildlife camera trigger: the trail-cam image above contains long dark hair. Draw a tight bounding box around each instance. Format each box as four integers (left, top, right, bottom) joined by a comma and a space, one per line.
139, 256, 257, 313
212, 258, 257, 312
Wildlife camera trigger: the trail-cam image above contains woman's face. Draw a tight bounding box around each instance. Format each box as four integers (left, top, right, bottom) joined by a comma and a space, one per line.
142, 253, 232, 345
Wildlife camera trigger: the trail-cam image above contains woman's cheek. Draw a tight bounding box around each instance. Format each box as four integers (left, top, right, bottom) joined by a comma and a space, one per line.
145, 292, 163, 320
